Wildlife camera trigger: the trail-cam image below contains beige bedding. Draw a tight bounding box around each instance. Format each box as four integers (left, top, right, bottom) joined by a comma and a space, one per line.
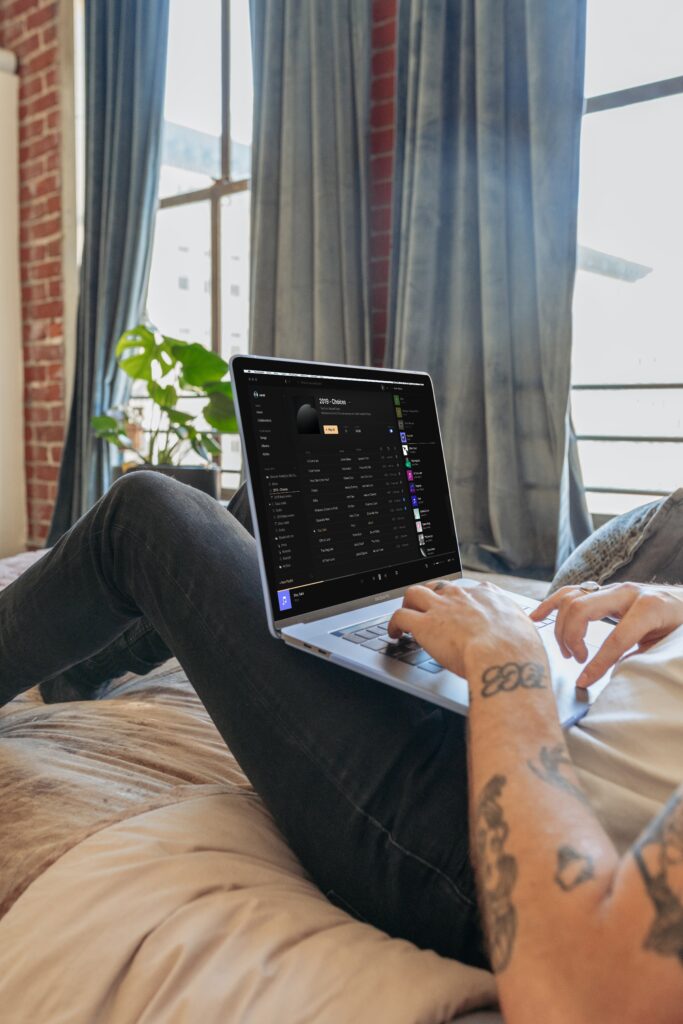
1, 552, 497, 1021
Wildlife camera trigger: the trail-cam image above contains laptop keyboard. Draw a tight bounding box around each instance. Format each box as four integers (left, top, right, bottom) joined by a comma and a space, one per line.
333, 607, 556, 675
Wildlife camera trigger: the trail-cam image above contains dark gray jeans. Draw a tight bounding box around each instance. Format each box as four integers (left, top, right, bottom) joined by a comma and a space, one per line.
0, 471, 486, 967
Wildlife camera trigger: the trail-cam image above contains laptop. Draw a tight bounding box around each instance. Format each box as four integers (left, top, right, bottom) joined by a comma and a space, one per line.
230, 354, 614, 728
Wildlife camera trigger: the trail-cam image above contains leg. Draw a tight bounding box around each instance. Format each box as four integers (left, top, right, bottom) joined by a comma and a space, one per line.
0, 472, 486, 965
39, 483, 252, 703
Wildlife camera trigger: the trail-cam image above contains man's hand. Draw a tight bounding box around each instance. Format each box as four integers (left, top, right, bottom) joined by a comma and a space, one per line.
388, 580, 543, 678
531, 582, 683, 691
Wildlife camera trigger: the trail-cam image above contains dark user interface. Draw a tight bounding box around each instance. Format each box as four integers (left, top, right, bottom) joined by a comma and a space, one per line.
238, 365, 461, 620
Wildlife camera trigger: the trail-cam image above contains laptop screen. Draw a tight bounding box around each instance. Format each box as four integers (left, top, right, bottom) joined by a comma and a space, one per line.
232, 356, 461, 623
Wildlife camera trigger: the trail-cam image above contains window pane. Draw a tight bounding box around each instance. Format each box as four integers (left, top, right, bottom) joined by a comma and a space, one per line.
147, 201, 212, 348
573, 388, 683, 439
572, 94, 683, 386
578, 440, 683, 494
221, 191, 251, 358
585, 0, 683, 97
585, 491, 666, 517
159, 0, 222, 197
230, 0, 253, 178
220, 190, 250, 479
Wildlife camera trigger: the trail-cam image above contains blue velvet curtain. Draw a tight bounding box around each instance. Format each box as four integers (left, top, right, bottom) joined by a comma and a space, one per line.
48, 0, 169, 544
248, 0, 372, 364
386, 0, 592, 576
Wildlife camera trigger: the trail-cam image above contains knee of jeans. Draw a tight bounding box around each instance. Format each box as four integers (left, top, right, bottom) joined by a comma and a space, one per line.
110, 468, 179, 504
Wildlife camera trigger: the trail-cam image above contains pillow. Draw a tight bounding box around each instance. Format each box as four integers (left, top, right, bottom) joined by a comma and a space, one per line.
550, 488, 683, 594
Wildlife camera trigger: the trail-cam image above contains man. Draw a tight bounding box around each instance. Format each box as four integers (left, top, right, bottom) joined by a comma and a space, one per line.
1, 471, 681, 1022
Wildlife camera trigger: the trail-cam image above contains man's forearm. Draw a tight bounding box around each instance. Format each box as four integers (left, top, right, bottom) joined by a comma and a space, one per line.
464, 639, 619, 1019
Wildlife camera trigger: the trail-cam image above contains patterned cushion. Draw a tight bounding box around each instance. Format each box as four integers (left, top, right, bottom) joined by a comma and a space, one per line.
0, 550, 45, 592
550, 488, 683, 594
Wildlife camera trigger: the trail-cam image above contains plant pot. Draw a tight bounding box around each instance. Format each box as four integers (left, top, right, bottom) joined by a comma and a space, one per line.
114, 463, 222, 499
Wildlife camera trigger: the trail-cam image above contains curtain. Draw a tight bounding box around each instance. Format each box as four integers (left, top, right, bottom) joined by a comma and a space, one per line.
387, 0, 592, 575
249, 0, 372, 365
48, 0, 169, 544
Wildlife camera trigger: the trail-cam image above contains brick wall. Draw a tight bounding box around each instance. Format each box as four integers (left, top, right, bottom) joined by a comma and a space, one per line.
0, 0, 66, 548
369, 0, 397, 366
0, 1, 393, 541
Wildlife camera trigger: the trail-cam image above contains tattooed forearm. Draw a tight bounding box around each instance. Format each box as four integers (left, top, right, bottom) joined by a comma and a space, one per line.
554, 845, 595, 892
633, 792, 683, 966
474, 775, 518, 972
527, 743, 591, 809
480, 661, 547, 698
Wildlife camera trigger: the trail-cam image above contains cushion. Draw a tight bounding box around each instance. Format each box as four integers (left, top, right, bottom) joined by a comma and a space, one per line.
550, 488, 683, 593
0, 793, 497, 1024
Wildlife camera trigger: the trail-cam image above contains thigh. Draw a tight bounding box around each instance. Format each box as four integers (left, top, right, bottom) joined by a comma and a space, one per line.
106, 477, 486, 964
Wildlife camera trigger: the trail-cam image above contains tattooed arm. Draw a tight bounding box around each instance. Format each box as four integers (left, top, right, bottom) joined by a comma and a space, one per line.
388, 580, 683, 1024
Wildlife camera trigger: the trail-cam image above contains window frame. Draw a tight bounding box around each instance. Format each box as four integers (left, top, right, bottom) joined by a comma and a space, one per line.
573, 74, 683, 522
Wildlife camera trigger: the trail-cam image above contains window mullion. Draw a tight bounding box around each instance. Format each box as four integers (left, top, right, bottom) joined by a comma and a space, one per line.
221, 0, 231, 181
211, 190, 222, 356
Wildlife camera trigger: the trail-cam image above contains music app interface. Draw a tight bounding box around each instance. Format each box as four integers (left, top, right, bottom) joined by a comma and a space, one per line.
237, 363, 461, 621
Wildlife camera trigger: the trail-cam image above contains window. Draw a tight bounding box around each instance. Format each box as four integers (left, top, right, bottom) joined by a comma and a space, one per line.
145, 0, 253, 492
572, 0, 683, 521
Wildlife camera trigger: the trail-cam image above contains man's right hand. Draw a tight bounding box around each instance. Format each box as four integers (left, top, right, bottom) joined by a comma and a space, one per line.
530, 582, 683, 690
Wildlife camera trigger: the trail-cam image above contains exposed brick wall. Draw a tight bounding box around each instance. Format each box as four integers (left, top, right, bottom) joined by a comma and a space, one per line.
0, 0, 66, 548
369, 0, 397, 366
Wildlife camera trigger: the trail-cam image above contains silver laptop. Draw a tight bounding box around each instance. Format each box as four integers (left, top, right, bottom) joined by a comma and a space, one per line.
231, 354, 613, 728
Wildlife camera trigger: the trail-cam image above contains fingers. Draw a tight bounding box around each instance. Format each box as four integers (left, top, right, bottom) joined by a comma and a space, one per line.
554, 588, 631, 661
575, 591, 669, 688
387, 606, 423, 639
402, 583, 442, 612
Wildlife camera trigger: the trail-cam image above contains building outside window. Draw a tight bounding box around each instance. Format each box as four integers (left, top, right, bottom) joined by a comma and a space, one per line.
145, 0, 253, 492
572, 0, 683, 521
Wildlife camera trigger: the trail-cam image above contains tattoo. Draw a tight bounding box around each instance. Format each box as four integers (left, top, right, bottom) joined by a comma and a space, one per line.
527, 743, 591, 809
633, 792, 683, 966
474, 775, 518, 972
480, 662, 546, 698
554, 845, 595, 891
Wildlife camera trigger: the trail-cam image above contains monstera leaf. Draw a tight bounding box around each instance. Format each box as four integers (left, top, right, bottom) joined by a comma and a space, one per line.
204, 386, 237, 433
171, 342, 229, 387
115, 326, 178, 382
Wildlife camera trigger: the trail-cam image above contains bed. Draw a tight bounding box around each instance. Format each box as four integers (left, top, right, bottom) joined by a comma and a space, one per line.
0, 550, 506, 1023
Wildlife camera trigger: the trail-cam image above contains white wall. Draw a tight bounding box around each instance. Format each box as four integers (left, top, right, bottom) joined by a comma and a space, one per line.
0, 49, 27, 556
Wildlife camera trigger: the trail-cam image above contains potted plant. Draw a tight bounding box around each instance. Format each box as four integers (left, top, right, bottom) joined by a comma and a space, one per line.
92, 324, 238, 499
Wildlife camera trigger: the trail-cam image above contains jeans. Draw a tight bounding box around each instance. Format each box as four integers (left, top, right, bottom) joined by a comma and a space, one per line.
0, 471, 486, 967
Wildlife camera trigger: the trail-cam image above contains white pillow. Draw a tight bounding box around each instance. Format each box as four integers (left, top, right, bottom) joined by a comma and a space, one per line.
0, 791, 497, 1024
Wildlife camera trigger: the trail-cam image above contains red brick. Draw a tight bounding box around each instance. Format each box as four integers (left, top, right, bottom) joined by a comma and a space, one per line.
370, 153, 393, 182
31, 216, 61, 240
372, 48, 396, 79
371, 205, 392, 234
28, 381, 63, 403
370, 127, 394, 156
371, 73, 396, 104
34, 424, 64, 443
30, 46, 57, 74
372, 0, 397, 23
371, 100, 394, 129
27, 89, 58, 117
33, 259, 61, 280
25, 404, 50, 424
372, 20, 396, 50
35, 462, 59, 481
42, 23, 57, 47
27, 5, 56, 32
371, 283, 389, 311
371, 179, 393, 207
372, 309, 388, 336
27, 480, 49, 500
27, 445, 49, 465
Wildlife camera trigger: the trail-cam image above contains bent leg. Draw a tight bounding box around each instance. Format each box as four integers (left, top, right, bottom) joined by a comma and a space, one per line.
0, 472, 485, 965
